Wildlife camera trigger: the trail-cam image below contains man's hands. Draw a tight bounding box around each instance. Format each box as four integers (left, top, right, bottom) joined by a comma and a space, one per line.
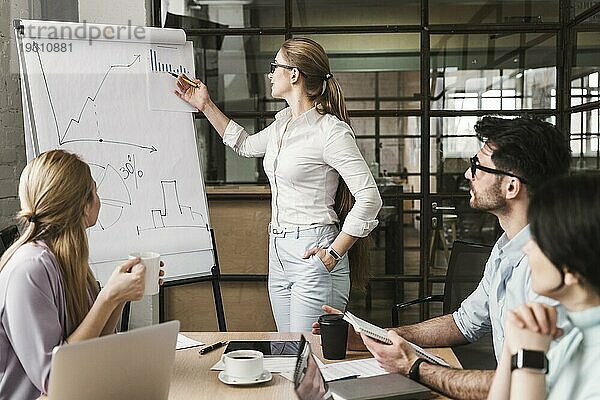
311, 305, 367, 351
361, 330, 419, 375
504, 303, 563, 354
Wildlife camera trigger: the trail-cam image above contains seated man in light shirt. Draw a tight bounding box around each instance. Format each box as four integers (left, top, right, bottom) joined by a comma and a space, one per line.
313, 116, 572, 399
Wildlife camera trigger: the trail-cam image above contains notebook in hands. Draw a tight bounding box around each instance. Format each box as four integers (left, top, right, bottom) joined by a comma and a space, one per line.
48, 320, 179, 400
293, 335, 433, 400
343, 312, 450, 367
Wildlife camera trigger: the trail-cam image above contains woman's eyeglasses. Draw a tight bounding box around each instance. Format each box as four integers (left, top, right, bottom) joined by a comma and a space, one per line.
469, 155, 528, 184
269, 62, 303, 75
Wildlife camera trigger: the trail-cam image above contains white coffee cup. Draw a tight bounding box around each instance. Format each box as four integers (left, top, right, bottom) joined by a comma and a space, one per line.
128, 251, 160, 296
221, 350, 264, 381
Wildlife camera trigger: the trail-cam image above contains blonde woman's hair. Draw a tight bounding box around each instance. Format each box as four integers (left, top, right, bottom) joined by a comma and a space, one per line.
281, 37, 371, 292
0, 150, 99, 331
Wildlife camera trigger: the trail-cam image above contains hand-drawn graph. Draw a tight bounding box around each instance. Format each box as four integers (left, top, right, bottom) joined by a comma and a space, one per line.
34, 50, 157, 153
18, 21, 212, 283
146, 45, 196, 112
149, 47, 190, 75
119, 153, 144, 189
137, 180, 209, 235
89, 163, 132, 231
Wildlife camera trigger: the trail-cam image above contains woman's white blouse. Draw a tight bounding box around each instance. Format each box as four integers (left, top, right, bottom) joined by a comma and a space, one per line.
222, 107, 382, 238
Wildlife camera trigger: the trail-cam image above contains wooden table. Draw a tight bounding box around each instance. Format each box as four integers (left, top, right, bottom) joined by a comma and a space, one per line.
170, 332, 462, 400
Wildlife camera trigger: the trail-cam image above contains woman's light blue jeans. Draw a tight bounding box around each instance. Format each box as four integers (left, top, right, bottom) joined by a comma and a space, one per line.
268, 224, 350, 332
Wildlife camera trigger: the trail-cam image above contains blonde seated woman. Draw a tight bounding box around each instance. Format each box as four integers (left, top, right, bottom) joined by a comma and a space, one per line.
488, 174, 600, 400
0, 150, 163, 400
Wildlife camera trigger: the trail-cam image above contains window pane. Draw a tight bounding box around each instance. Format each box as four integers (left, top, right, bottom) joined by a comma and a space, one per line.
570, 110, 600, 166
571, 31, 600, 106
571, 2, 600, 22
299, 34, 421, 110
430, 0, 559, 24
429, 115, 555, 193
431, 33, 556, 110
192, 35, 285, 112
356, 136, 420, 194
352, 117, 375, 137
166, 0, 285, 28
196, 118, 270, 184
291, 0, 420, 27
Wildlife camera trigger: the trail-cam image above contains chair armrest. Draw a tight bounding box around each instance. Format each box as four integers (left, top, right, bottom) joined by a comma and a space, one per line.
391, 294, 444, 326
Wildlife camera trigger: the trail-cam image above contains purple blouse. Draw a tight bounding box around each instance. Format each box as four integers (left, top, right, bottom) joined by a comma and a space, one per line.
0, 242, 70, 400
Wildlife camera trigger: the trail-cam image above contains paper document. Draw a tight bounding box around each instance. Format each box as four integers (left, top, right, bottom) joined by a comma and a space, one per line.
281, 357, 387, 383
320, 358, 388, 382
343, 311, 450, 367
211, 357, 297, 373
176, 334, 204, 350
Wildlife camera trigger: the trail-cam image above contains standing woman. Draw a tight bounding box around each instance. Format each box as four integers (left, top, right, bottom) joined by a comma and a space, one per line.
487, 174, 600, 400
0, 150, 151, 400
176, 37, 382, 332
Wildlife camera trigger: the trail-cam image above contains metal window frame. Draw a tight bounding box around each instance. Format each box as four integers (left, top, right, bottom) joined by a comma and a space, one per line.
151, 0, 600, 321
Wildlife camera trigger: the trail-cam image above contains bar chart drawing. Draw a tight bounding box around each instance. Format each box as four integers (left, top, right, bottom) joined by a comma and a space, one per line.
149, 48, 190, 75
146, 44, 196, 112
137, 180, 209, 235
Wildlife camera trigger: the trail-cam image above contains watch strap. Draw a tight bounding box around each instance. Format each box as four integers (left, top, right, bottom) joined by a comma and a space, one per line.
510, 349, 548, 374
327, 247, 342, 261
408, 358, 428, 382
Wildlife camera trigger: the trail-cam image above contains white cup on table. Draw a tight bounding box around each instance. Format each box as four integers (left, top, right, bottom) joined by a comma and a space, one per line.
221, 350, 264, 381
128, 251, 160, 296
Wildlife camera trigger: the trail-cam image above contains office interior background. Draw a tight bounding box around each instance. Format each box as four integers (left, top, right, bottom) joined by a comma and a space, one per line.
0, 0, 599, 338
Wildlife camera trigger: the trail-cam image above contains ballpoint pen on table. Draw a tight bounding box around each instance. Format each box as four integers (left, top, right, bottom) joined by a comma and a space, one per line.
199, 341, 228, 355
168, 72, 199, 88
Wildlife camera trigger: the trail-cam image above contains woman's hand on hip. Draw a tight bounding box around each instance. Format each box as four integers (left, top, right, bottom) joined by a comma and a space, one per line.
303, 247, 337, 271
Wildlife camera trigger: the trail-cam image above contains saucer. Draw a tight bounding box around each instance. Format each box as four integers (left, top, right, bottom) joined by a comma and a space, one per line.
218, 370, 272, 385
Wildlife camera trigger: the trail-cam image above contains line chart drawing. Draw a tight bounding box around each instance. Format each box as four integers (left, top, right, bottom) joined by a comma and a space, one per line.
89, 162, 132, 231
136, 180, 209, 235
35, 50, 157, 153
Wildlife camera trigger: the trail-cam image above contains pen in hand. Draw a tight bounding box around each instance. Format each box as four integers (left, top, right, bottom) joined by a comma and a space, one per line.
168, 72, 199, 88
199, 340, 228, 355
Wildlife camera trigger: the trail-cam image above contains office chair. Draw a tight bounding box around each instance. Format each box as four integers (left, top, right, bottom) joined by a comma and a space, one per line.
391, 240, 496, 369
0, 225, 19, 257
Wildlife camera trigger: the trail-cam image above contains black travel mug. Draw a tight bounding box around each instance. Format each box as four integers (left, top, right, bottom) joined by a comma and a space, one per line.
318, 314, 349, 360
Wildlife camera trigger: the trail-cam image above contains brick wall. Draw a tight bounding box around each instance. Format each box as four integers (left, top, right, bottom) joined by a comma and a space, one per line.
0, 0, 27, 230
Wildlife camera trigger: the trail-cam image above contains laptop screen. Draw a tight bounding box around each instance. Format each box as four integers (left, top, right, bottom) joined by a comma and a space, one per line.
293, 335, 330, 400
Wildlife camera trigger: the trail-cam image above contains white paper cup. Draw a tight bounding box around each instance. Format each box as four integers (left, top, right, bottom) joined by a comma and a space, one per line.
221, 350, 264, 380
128, 251, 160, 296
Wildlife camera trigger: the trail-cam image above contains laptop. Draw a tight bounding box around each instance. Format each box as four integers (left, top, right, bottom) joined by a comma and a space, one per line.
48, 320, 179, 400
294, 335, 433, 400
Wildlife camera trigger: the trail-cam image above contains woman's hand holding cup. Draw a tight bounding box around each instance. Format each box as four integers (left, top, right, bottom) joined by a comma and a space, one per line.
101, 257, 146, 306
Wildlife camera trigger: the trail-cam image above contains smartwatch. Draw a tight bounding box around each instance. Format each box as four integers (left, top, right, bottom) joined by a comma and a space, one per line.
510, 349, 548, 374
408, 358, 428, 382
326, 247, 343, 261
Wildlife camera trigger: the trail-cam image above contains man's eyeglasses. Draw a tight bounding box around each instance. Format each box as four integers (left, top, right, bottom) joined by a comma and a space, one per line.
270, 62, 302, 75
469, 155, 528, 184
